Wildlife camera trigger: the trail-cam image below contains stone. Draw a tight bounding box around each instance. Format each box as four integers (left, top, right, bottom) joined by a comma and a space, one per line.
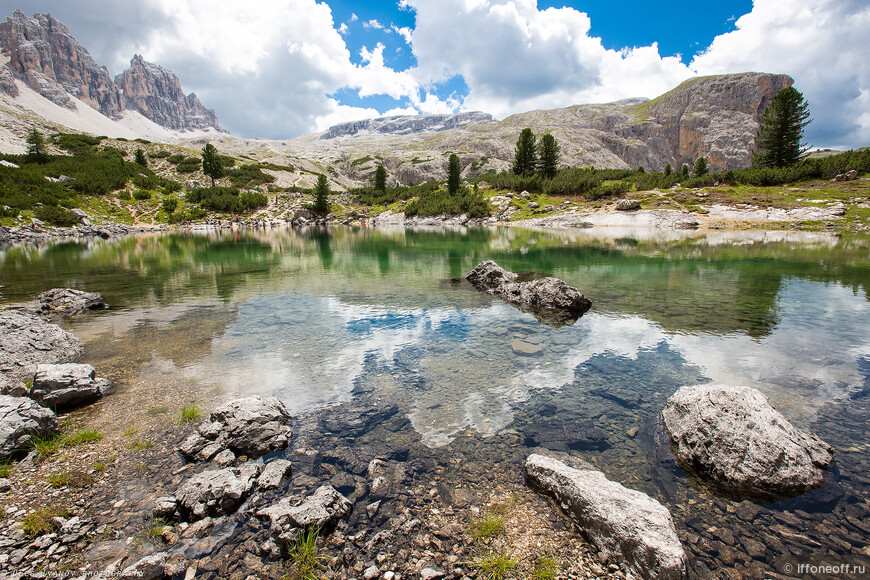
28, 363, 113, 409
368, 458, 407, 498
833, 170, 859, 182
0, 395, 58, 459
176, 463, 261, 520
256, 485, 352, 543
616, 199, 641, 211
661, 384, 834, 501
511, 340, 542, 356
153, 496, 178, 519
0, 311, 83, 382
257, 459, 293, 490
525, 452, 687, 580
528, 201, 540, 209
119, 552, 167, 580
181, 517, 214, 539
421, 568, 445, 580
211, 448, 236, 467
466, 261, 592, 328
0, 477, 10, 492
523, 419, 608, 452
28, 288, 106, 314
178, 396, 292, 461
319, 399, 399, 438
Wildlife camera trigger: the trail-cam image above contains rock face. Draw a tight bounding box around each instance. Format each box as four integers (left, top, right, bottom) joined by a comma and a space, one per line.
0, 65, 18, 97
0, 394, 58, 459
661, 384, 834, 501
175, 463, 261, 520
466, 261, 592, 327
29, 363, 113, 410
0, 310, 83, 382
0, 10, 123, 116
525, 452, 688, 580
256, 485, 352, 542
320, 111, 493, 139
178, 396, 292, 462
27, 288, 107, 314
115, 55, 221, 132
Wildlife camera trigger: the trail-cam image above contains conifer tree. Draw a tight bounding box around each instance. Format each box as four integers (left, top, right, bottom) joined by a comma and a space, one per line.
681, 164, 690, 177
134, 148, 148, 167
26, 127, 48, 163
374, 164, 387, 192
513, 128, 537, 176
312, 174, 330, 216
664, 163, 672, 176
447, 153, 462, 195
201, 143, 223, 187
753, 86, 812, 168
537, 133, 560, 179
694, 157, 709, 176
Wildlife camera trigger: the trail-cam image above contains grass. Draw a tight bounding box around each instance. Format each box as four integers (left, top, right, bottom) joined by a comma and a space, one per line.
0, 459, 12, 478
282, 526, 326, 580
29, 431, 63, 459
22, 506, 71, 537
531, 553, 558, 580
61, 428, 104, 446
147, 405, 169, 415
472, 550, 519, 580
469, 511, 505, 541
122, 426, 138, 437
126, 438, 153, 450
177, 402, 204, 426
48, 469, 95, 488
92, 462, 107, 472
147, 516, 171, 541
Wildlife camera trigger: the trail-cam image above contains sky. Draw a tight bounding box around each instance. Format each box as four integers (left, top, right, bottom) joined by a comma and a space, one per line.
2, 0, 869, 148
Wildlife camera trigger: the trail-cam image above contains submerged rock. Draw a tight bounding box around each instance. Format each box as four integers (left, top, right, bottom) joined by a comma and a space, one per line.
256, 485, 352, 543
0, 394, 59, 459
176, 463, 261, 520
525, 452, 687, 580
466, 261, 591, 327
0, 311, 83, 382
178, 395, 292, 461
319, 399, 399, 438
29, 363, 113, 410
522, 418, 608, 452
27, 288, 107, 315
661, 384, 834, 502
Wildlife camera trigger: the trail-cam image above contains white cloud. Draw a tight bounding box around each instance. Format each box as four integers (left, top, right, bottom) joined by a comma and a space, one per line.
364, 19, 384, 29
338, 22, 348, 34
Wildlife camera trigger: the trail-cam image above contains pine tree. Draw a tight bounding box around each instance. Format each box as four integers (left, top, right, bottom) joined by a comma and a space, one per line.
447, 153, 462, 195
513, 128, 537, 176
312, 174, 330, 216
374, 164, 387, 192
694, 157, 709, 176
201, 143, 223, 187
664, 163, 672, 176
134, 148, 148, 167
753, 86, 812, 168
537, 133, 560, 179
26, 127, 48, 163
681, 164, 690, 177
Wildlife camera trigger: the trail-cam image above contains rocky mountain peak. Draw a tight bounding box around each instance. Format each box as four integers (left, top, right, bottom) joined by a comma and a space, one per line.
115, 54, 221, 132
320, 111, 494, 139
0, 10, 124, 116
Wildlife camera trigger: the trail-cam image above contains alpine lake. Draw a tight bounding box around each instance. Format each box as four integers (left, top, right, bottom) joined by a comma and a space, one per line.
2, 225, 869, 578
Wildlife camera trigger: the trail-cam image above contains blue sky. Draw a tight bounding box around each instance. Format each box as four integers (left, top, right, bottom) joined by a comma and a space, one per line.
2, 1, 869, 148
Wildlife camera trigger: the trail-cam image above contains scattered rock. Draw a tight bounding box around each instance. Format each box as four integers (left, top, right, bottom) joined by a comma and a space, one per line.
525, 452, 687, 580
522, 419, 608, 452
27, 288, 106, 314
119, 552, 167, 580
661, 384, 834, 501
176, 463, 261, 520
616, 199, 641, 211
256, 485, 352, 543
0, 394, 58, 459
28, 363, 113, 410
257, 459, 293, 490
511, 339, 543, 356
833, 170, 858, 182
368, 457, 407, 498
320, 399, 399, 438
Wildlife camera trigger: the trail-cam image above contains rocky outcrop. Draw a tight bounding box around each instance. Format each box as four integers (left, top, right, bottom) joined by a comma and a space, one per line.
175, 463, 261, 520
178, 396, 292, 462
0, 10, 124, 116
466, 261, 592, 327
321, 111, 493, 139
115, 55, 221, 132
0, 394, 58, 459
256, 485, 352, 543
525, 452, 688, 580
0, 65, 18, 97
0, 310, 83, 382
28, 363, 113, 410
25, 288, 107, 315
661, 384, 834, 502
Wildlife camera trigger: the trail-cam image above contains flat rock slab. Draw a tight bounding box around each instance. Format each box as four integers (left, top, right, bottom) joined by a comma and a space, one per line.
256, 485, 352, 543
525, 452, 687, 580
0, 394, 59, 459
0, 311, 83, 381
176, 463, 261, 520
661, 384, 834, 502
522, 418, 608, 452
30, 363, 113, 410
511, 339, 543, 356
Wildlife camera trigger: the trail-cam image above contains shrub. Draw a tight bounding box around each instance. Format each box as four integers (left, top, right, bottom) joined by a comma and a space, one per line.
133, 189, 152, 200
35, 205, 79, 226
150, 150, 171, 158
404, 185, 490, 218
167, 153, 185, 164
225, 164, 276, 188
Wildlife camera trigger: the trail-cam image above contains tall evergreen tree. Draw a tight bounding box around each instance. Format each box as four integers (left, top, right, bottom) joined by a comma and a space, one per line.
664, 163, 672, 176
753, 86, 812, 168
513, 128, 537, 176
694, 157, 709, 176
447, 153, 462, 195
681, 164, 690, 177
374, 164, 387, 191
134, 148, 148, 167
201, 143, 223, 186
312, 174, 330, 216
537, 133, 560, 179
26, 127, 48, 163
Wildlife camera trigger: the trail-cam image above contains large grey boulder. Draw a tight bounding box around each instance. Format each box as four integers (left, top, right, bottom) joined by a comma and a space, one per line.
661, 384, 834, 501
178, 395, 292, 462
27, 288, 106, 314
0, 311, 83, 381
616, 199, 641, 211
176, 463, 261, 520
466, 261, 592, 327
0, 395, 59, 459
257, 485, 352, 543
525, 452, 687, 580
29, 363, 113, 410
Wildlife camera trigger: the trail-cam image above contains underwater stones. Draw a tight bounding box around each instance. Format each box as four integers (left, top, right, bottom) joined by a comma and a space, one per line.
176, 463, 261, 520
466, 261, 591, 327
511, 339, 543, 356
525, 452, 688, 580
319, 399, 399, 438
0, 394, 59, 459
522, 418, 608, 452
661, 384, 834, 502
367, 457, 407, 498
29, 363, 113, 410
178, 395, 292, 461
256, 485, 352, 543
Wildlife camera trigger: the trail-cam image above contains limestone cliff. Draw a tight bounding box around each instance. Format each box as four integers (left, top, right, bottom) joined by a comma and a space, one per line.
320, 112, 494, 139
0, 10, 123, 116
115, 55, 221, 132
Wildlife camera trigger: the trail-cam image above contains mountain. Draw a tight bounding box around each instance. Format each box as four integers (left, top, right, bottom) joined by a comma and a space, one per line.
320, 111, 494, 139
0, 10, 221, 135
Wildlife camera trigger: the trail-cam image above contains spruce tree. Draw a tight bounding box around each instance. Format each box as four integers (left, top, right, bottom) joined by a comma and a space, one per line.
694, 157, 709, 176
537, 133, 560, 179
513, 128, 537, 176
447, 153, 462, 195
681, 164, 690, 177
374, 164, 387, 192
26, 127, 48, 163
664, 163, 672, 176
201, 143, 223, 187
312, 174, 330, 216
134, 148, 148, 167
753, 86, 812, 168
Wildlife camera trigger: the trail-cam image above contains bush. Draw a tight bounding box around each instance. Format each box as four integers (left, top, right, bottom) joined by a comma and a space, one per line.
167, 153, 185, 164
349, 182, 439, 206
225, 164, 276, 188
186, 187, 266, 212
35, 205, 79, 226
150, 150, 171, 158
587, 181, 631, 200
404, 186, 490, 218
133, 189, 152, 200
53, 133, 104, 154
